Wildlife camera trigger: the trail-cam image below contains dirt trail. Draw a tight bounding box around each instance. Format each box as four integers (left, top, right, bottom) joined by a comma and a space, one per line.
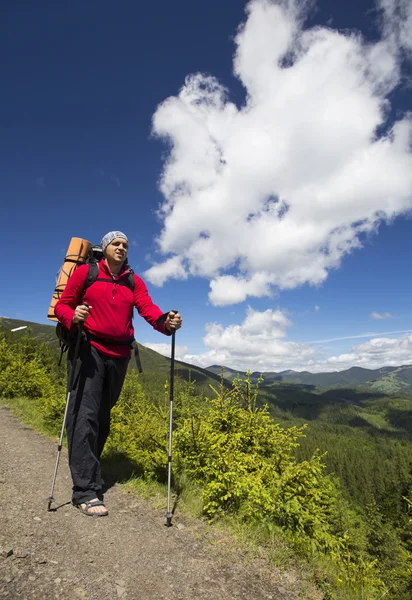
0, 404, 321, 600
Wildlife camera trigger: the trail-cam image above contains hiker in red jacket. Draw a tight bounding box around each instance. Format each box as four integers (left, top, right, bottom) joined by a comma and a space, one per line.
55, 231, 182, 517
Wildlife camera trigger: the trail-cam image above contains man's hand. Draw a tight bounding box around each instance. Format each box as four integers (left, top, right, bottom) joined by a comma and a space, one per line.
165, 311, 182, 332
72, 304, 92, 324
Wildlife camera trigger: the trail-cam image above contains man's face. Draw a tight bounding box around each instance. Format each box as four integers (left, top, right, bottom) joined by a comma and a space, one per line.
105, 237, 128, 264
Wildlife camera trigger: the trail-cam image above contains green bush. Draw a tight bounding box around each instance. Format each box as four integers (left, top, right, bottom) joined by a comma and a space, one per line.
0, 357, 54, 399
175, 376, 340, 551
0, 335, 56, 400
106, 370, 169, 477
0, 330, 64, 431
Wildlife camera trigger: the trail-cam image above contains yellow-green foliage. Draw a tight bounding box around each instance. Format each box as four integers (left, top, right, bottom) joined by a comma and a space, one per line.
37, 384, 67, 431
174, 376, 339, 553
0, 336, 55, 400
106, 370, 169, 476
106, 371, 210, 477
0, 330, 66, 433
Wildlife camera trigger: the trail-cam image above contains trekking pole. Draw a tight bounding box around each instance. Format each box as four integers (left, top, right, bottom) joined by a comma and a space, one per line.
47, 313, 85, 511
165, 311, 178, 527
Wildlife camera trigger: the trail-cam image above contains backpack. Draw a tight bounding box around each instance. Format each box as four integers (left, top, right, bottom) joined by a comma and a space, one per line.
53, 243, 142, 371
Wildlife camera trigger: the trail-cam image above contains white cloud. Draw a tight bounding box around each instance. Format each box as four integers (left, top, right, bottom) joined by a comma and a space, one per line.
144, 256, 188, 286
314, 305, 320, 312
309, 329, 412, 343
143, 342, 189, 362
370, 311, 393, 319
145, 0, 412, 306
158, 308, 412, 373
324, 334, 412, 371
175, 307, 316, 371
378, 0, 412, 53
209, 273, 273, 306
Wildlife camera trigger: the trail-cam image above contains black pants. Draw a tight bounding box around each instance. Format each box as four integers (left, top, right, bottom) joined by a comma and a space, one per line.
66, 343, 129, 505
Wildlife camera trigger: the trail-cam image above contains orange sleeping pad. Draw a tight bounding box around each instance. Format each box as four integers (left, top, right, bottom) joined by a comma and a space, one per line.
48, 237, 92, 321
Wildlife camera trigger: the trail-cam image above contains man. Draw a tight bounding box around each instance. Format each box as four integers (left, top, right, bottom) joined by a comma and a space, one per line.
55, 231, 182, 517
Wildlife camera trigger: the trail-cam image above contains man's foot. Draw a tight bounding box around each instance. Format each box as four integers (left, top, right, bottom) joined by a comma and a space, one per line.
77, 498, 108, 517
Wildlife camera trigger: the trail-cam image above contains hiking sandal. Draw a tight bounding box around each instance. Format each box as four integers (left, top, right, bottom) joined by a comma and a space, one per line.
76, 499, 108, 517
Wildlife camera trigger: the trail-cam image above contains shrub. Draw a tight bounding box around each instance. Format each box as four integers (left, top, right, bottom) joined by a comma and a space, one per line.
0, 353, 55, 400
175, 376, 340, 553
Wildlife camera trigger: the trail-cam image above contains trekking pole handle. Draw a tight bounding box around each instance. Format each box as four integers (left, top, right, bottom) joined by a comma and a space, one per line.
169, 310, 179, 335
77, 302, 89, 330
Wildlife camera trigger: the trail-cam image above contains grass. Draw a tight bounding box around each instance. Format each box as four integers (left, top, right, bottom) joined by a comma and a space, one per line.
0, 395, 56, 437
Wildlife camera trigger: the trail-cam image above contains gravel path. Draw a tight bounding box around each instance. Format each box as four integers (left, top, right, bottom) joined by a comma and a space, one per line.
0, 404, 322, 600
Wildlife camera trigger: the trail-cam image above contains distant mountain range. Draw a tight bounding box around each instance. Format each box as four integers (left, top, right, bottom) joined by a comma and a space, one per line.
2, 316, 412, 396
206, 363, 412, 395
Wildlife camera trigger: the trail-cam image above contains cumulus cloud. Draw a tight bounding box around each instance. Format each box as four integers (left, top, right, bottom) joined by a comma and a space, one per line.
145, 308, 412, 373
323, 334, 412, 371
145, 256, 188, 286
378, 0, 412, 53
370, 311, 393, 319
143, 343, 189, 362
163, 307, 317, 371
145, 0, 412, 306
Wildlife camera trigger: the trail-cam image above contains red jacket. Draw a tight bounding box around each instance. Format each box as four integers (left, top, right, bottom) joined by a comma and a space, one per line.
54, 260, 170, 358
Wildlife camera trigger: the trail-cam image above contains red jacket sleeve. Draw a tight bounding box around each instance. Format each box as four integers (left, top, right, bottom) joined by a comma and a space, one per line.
133, 275, 171, 336
54, 265, 89, 330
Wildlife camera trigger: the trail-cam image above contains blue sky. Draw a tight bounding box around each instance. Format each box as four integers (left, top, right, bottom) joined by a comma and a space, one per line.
1, 0, 412, 372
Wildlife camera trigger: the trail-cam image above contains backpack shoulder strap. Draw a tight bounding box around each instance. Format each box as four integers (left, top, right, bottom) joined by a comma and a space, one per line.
127, 269, 135, 291
83, 262, 99, 294
83, 261, 135, 294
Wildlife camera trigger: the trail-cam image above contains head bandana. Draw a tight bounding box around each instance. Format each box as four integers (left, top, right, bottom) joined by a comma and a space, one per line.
100, 231, 128, 252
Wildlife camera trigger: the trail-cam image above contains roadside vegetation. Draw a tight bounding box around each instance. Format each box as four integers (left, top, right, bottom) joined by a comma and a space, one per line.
1, 325, 411, 600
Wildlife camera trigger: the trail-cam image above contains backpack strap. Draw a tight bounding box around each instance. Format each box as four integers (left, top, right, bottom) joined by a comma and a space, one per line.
127, 270, 135, 291
83, 262, 100, 294
132, 340, 143, 373
83, 263, 135, 294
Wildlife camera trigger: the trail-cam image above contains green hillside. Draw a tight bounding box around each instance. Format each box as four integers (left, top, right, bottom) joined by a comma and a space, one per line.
0, 317, 59, 346
207, 362, 412, 395
0, 317, 221, 392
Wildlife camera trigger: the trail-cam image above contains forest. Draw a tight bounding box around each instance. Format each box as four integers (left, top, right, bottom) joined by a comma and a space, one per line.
0, 321, 411, 600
